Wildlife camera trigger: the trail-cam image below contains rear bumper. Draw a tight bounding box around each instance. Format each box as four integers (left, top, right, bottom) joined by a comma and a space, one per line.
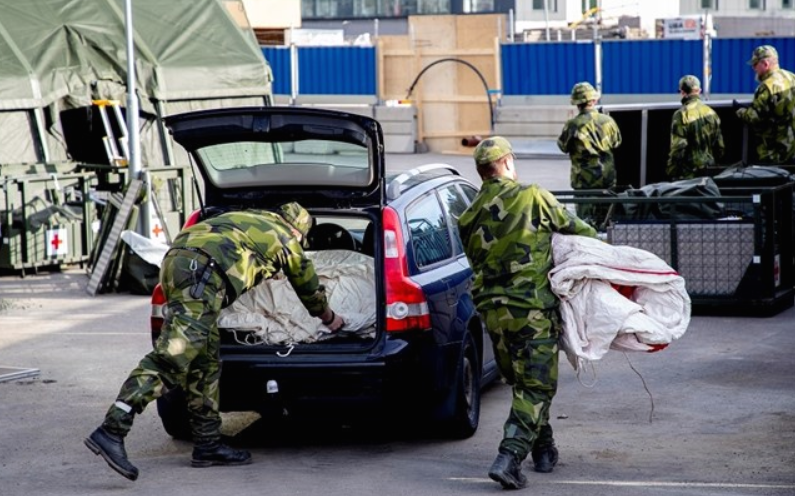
218, 336, 432, 416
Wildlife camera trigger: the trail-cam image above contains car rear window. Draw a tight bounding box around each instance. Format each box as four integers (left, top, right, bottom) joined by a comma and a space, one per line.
196, 139, 372, 189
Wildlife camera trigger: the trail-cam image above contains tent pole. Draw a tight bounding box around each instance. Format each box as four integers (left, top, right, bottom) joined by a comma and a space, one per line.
124, 0, 140, 179
124, 0, 151, 238
32, 108, 51, 163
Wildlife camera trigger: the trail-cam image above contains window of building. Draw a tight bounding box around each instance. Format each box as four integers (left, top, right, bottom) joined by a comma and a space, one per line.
303, 0, 426, 18
464, 0, 494, 13
701, 0, 719, 9
533, 0, 558, 12
582, 0, 597, 12
783, 0, 792, 8
302, 0, 508, 19
418, 0, 450, 14
387, 0, 417, 16
749, 0, 766, 9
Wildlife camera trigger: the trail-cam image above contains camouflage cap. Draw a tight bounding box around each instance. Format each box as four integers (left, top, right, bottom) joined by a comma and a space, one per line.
277, 201, 313, 238
570, 81, 600, 105
473, 136, 513, 165
748, 45, 778, 65
678, 75, 701, 92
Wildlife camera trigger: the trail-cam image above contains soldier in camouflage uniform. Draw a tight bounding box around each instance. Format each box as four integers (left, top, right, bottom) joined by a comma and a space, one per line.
458, 137, 597, 490
557, 81, 622, 227
667, 75, 725, 180
85, 202, 344, 481
736, 45, 795, 164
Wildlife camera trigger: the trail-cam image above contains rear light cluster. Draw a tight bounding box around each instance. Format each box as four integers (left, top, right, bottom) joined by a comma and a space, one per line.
149, 210, 201, 339
183, 209, 202, 229
150, 208, 431, 337
382, 206, 431, 332
150, 283, 166, 340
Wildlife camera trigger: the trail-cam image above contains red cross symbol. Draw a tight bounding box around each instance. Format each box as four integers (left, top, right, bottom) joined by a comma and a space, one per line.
152, 224, 163, 237
51, 233, 63, 251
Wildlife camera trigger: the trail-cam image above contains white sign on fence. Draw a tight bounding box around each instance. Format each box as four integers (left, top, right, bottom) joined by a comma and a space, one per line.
661, 15, 711, 40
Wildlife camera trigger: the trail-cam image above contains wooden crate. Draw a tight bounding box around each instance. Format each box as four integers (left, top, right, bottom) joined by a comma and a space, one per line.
378, 14, 505, 153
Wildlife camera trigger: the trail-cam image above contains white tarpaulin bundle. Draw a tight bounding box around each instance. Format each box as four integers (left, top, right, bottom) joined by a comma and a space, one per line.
218, 250, 376, 345
120, 230, 169, 267
548, 234, 691, 370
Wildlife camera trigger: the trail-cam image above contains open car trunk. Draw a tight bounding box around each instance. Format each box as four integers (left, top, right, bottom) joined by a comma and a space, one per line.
218, 249, 376, 346
164, 107, 385, 349
213, 210, 381, 351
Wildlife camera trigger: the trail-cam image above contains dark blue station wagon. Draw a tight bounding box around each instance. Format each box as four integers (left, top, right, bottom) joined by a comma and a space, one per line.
151, 107, 497, 439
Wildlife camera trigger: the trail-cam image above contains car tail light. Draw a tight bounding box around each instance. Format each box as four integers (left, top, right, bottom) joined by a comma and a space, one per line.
148, 210, 199, 342
382, 206, 431, 332
183, 209, 202, 229
150, 283, 166, 342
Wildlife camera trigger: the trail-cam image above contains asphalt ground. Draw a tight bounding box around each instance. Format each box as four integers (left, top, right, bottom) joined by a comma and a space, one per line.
1, 151, 794, 496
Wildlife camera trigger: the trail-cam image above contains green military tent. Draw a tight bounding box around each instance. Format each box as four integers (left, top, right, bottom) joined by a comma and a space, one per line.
0, 0, 273, 168
0, 0, 273, 274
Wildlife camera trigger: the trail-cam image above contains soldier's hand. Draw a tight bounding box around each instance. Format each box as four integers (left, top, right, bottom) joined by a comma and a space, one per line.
321, 309, 345, 332
736, 107, 747, 119
326, 312, 345, 332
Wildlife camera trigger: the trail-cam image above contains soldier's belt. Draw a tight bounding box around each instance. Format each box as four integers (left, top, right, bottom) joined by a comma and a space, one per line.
168, 246, 232, 303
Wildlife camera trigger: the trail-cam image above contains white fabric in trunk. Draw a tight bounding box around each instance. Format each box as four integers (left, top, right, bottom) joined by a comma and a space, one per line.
218, 250, 376, 345
548, 234, 691, 371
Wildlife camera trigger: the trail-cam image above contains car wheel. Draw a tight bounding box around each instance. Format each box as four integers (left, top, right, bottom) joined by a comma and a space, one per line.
156, 387, 192, 441
440, 332, 481, 439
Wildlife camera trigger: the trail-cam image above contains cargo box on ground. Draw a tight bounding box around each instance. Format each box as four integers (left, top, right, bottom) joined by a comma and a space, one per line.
553, 181, 795, 315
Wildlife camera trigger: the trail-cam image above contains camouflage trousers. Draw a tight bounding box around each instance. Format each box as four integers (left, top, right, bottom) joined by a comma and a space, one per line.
103, 248, 228, 445
482, 305, 560, 460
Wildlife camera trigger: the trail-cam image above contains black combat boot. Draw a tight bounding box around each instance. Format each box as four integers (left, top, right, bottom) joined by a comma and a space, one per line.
531, 444, 559, 473
488, 449, 527, 490
191, 442, 252, 468
84, 427, 139, 481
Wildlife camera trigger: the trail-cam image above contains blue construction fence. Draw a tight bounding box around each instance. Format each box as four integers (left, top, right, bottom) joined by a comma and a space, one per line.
262, 46, 377, 96
262, 37, 795, 98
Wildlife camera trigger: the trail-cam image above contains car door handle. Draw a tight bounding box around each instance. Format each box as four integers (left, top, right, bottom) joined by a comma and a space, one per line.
439, 277, 458, 306
446, 288, 458, 306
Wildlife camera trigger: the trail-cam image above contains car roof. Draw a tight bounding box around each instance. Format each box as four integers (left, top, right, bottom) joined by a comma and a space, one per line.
385, 163, 464, 201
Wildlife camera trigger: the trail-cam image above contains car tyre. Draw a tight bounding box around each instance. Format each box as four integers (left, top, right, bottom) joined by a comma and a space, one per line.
156, 387, 192, 441
440, 332, 481, 439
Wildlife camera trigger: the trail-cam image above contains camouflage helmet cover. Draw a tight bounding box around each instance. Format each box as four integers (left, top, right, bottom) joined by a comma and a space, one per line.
678, 74, 701, 93
748, 45, 778, 65
277, 201, 313, 238
473, 136, 513, 165
570, 81, 600, 105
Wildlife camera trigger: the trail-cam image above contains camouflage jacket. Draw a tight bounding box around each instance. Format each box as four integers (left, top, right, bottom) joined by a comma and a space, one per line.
458, 178, 597, 311
667, 94, 725, 180
557, 108, 622, 189
738, 67, 795, 164
173, 210, 328, 316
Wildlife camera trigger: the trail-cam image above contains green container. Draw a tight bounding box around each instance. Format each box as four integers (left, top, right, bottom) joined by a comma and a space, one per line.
0, 172, 96, 273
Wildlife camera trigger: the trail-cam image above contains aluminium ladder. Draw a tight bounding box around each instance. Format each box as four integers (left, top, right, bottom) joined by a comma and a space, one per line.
92, 99, 129, 167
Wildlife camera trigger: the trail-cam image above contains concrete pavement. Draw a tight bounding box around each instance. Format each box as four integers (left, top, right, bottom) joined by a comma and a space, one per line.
1, 152, 794, 495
